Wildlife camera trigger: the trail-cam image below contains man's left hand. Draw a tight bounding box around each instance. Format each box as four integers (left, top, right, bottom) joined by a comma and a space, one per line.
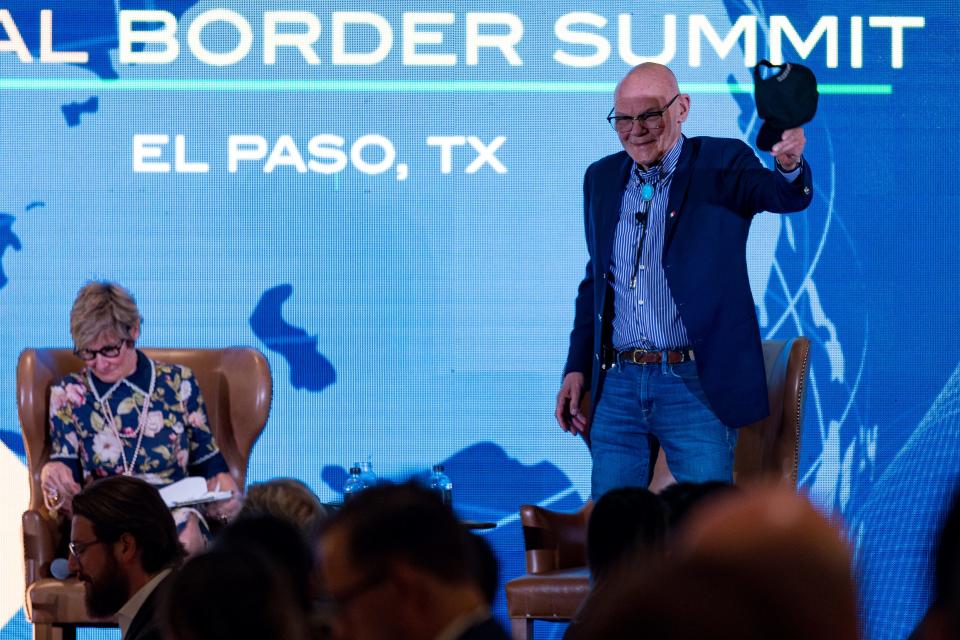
772, 127, 806, 171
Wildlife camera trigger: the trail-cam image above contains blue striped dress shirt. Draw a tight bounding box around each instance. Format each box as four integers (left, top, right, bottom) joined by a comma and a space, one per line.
610, 136, 687, 351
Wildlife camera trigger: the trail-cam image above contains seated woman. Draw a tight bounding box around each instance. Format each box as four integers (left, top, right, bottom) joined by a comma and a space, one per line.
39, 281, 242, 553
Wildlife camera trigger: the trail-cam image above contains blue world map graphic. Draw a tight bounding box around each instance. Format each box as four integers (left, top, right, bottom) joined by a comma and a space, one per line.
0, 213, 21, 290
249, 284, 336, 393
61, 96, 98, 127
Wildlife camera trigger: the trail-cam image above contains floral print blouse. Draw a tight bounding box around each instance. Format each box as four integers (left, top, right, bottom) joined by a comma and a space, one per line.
49, 351, 228, 486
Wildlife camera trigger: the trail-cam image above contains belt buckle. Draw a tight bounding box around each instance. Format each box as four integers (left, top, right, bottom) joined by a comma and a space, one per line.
631, 349, 647, 365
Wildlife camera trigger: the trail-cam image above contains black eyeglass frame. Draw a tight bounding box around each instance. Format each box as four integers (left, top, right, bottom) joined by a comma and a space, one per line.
607, 94, 681, 132
68, 538, 105, 558
74, 340, 129, 361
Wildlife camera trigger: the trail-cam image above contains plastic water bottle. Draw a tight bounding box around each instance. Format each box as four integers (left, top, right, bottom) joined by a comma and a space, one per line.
343, 466, 365, 501
359, 457, 378, 488
428, 464, 453, 506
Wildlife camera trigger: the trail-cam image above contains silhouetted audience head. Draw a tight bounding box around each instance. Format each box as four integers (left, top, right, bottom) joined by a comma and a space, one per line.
568, 486, 858, 640
239, 477, 330, 539
69, 475, 183, 617
658, 480, 737, 530
161, 548, 309, 640
934, 486, 960, 638
913, 485, 960, 639
213, 514, 315, 610
677, 485, 857, 639
587, 486, 667, 583
319, 482, 501, 640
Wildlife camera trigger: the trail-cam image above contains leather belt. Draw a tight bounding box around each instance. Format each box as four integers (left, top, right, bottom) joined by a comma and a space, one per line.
613, 347, 695, 366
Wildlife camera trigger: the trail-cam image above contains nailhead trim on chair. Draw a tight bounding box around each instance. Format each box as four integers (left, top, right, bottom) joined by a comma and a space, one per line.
790, 339, 810, 485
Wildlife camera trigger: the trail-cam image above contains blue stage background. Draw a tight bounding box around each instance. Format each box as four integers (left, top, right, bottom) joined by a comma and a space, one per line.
1, 2, 958, 638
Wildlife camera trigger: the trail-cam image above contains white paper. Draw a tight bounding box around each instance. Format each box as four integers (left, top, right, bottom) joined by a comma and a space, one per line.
159, 476, 231, 509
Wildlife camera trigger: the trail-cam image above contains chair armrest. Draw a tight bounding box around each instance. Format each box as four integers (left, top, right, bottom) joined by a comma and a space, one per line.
519, 502, 592, 574
22, 509, 58, 587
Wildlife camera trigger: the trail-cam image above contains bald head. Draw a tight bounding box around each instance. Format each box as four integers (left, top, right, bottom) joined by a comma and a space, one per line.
676, 486, 859, 640
612, 64, 689, 169
678, 485, 850, 562
615, 63, 681, 103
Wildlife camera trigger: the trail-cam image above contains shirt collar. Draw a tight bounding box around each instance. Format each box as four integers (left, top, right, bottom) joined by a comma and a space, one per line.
116, 568, 172, 639
632, 135, 684, 185
90, 350, 152, 398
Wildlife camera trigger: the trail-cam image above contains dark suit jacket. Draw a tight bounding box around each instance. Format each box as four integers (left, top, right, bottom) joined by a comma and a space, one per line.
123, 572, 173, 640
564, 136, 813, 428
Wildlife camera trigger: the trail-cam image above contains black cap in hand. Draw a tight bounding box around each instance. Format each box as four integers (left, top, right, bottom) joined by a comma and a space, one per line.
753, 60, 819, 151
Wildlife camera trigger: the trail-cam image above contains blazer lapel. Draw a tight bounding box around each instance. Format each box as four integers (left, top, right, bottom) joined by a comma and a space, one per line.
663, 138, 698, 256
595, 153, 633, 271
123, 573, 170, 640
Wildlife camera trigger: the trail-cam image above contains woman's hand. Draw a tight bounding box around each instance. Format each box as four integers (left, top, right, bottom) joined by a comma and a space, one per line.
40, 462, 81, 515
204, 471, 242, 522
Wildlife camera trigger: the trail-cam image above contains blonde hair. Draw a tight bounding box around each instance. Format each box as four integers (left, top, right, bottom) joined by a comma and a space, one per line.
70, 281, 143, 350
240, 478, 330, 538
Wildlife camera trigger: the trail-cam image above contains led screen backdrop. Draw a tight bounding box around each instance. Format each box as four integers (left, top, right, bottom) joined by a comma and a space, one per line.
0, 1, 957, 638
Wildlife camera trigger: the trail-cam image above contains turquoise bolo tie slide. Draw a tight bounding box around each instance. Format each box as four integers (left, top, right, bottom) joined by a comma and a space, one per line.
631, 183, 655, 290
640, 182, 655, 202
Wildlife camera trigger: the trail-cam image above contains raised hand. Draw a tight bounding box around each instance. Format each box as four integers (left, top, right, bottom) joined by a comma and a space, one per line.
772, 127, 806, 171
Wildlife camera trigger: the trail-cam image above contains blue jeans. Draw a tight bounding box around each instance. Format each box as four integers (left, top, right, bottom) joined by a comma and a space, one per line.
590, 359, 737, 500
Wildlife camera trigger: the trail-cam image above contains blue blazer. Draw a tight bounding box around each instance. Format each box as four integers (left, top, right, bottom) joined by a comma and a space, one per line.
564, 136, 813, 428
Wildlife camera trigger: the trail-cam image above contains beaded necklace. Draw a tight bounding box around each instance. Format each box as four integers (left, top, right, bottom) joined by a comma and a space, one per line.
87, 357, 157, 476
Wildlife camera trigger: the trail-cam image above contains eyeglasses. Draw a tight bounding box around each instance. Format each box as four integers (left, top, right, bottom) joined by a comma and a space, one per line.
74, 341, 127, 361
68, 538, 104, 557
607, 94, 681, 133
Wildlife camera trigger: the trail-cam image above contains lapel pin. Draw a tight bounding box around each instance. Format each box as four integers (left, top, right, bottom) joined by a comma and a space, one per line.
669, 211, 676, 218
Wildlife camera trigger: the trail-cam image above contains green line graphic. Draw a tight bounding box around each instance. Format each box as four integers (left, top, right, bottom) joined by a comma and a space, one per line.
0, 79, 892, 95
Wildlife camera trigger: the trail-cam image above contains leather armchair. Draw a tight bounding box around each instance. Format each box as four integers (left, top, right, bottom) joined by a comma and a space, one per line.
505, 337, 811, 640
17, 347, 272, 640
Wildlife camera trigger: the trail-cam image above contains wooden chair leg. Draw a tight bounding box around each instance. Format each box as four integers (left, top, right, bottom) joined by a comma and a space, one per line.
511, 618, 533, 640
33, 623, 76, 640
32, 623, 55, 640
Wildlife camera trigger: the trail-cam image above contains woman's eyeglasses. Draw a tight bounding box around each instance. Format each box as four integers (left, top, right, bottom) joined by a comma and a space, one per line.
74, 341, 127, 361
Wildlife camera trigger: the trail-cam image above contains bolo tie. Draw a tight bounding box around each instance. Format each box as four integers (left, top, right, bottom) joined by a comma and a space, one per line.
629, 180, 656, 289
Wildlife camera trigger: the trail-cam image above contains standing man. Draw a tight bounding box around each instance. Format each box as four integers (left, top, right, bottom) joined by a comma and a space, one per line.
68, 476, 184, 640
555, 63, 812, 499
